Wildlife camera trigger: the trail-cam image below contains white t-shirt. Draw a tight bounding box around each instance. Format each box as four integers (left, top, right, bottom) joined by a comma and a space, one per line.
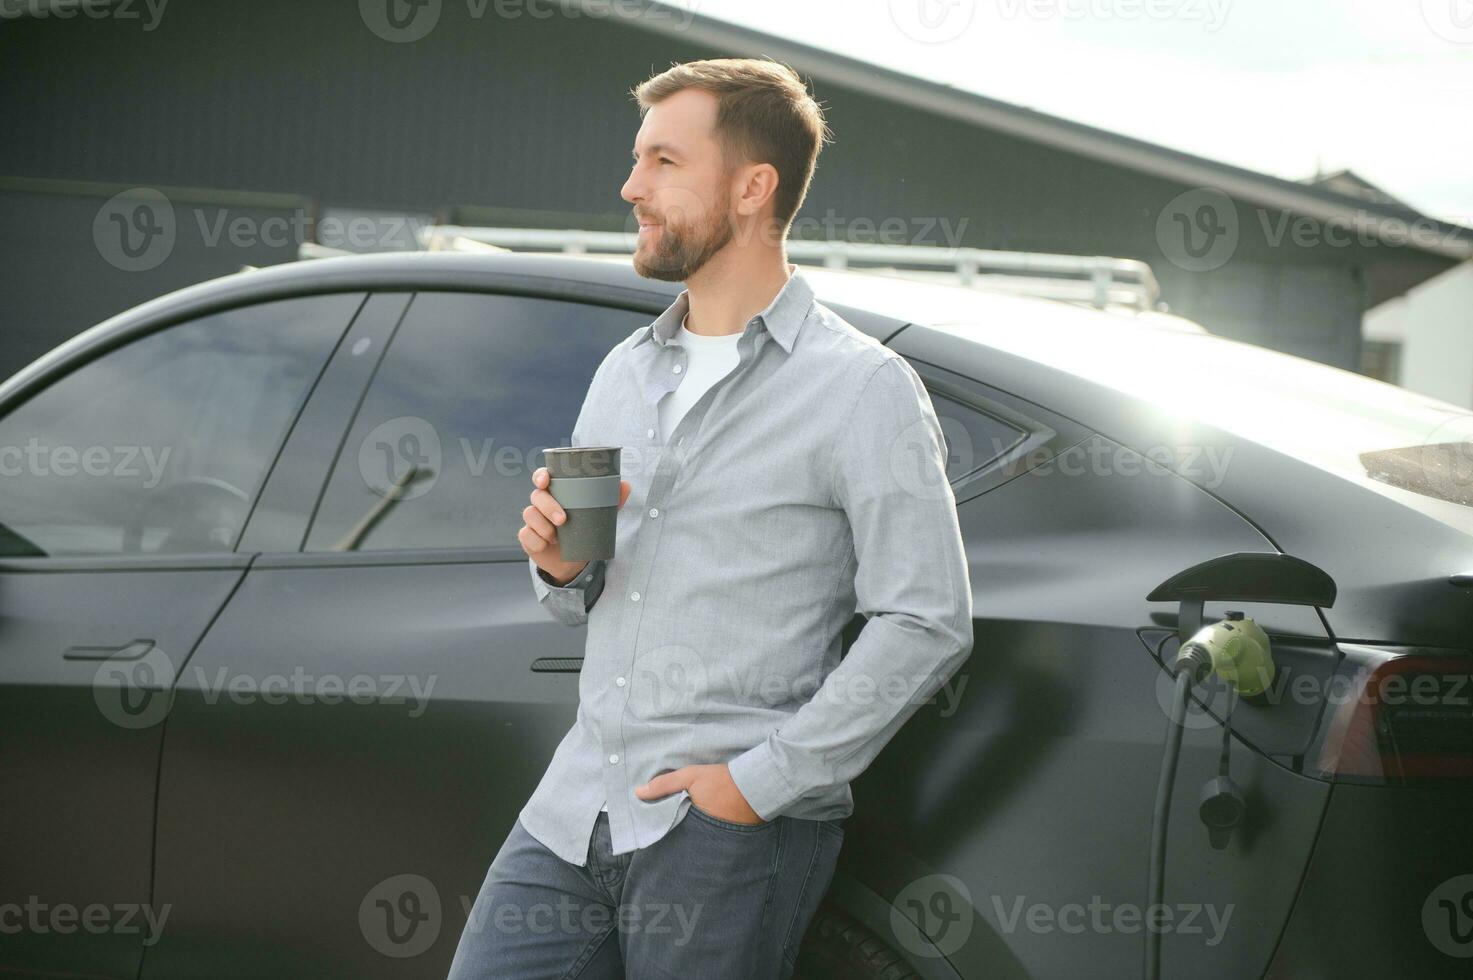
600, 314, 742, 813
657, 316, 743, 442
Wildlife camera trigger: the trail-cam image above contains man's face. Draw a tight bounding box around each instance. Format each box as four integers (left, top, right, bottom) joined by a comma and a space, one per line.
620, 88, 737, 282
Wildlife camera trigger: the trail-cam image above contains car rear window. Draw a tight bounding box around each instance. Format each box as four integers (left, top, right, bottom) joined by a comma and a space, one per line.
930, 309, 1473, 517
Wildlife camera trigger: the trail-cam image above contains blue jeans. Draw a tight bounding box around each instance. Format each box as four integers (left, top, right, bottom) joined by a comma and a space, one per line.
446, 806, 844, 979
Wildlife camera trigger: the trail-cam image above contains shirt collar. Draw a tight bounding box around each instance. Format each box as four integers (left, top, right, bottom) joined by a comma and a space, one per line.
635, 263, 813, 355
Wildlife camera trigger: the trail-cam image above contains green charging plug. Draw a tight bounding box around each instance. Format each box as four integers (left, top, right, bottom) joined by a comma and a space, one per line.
1179, 611, 1275, 698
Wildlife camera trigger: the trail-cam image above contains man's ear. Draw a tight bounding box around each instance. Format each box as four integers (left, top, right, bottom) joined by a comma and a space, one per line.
733, 162, 779, 218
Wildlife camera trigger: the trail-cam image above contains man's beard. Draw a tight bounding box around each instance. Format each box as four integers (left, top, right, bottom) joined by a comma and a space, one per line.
632, 191, 735, 282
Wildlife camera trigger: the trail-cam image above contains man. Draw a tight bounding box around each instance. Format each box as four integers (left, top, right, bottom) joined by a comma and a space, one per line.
447, 57, 972, 979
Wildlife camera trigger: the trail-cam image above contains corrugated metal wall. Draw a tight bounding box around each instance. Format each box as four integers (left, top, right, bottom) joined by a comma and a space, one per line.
0, 0, 1448, 380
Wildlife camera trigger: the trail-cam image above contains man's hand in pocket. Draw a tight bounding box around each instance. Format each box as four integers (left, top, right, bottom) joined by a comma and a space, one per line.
635, 763, 764, 824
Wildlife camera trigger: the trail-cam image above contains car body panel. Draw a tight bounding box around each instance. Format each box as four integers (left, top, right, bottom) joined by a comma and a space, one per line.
0, 555, 253, 978
145, 550, 576, 975
842, 430, 1333, 978
2, 252, 1464, 978
1266, 782, 1473, 978
890, 321, 1473, 649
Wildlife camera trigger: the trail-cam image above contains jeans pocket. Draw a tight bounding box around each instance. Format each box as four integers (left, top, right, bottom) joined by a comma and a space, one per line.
781, 820, 844, 970
687, 801, 775, 833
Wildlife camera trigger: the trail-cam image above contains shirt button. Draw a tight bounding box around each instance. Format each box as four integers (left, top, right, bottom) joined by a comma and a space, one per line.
616, 676, 627, 687
648, 507, 659, 518
630, 591, 641, 602
608, 753, 620, 764
672, 364, 683, 374
646, 427, 655, 439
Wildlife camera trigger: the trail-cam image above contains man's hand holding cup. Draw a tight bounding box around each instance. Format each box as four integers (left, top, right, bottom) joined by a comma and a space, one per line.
522, 456, 629, 587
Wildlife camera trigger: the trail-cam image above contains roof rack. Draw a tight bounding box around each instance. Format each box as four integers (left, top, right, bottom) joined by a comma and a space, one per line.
295, 225, 1163, 313
414, 225, 1164, 313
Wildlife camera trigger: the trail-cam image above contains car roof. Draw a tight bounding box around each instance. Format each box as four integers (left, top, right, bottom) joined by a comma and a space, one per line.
0, 249, 1200, 408
571, 251, 1200, 333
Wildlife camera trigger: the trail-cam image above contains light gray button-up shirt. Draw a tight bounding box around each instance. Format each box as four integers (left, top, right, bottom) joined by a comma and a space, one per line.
521, 263, 973, 865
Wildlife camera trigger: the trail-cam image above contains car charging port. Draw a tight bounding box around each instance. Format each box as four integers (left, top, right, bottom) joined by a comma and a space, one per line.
1143, 551, 1337, 980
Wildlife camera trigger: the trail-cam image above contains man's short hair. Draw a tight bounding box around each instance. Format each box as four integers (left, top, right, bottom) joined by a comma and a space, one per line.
631, 57, 832, 232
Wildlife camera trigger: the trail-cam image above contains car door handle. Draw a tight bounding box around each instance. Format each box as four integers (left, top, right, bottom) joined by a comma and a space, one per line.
530, 657, 583, 673
63, 639, 156, 662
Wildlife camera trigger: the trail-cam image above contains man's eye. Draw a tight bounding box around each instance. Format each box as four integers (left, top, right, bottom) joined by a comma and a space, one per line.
659, 158, 673, 166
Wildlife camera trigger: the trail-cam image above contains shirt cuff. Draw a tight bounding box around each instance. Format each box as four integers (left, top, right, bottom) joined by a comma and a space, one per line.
535, 560, 598, 591
726, 738, 803, 821
528, 556, 604, 626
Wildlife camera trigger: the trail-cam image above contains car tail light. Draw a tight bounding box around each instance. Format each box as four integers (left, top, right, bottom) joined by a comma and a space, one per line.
1315, 651, 1473, 784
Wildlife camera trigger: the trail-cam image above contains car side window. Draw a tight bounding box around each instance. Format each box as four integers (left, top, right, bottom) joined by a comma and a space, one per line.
928, 390, 1026, 483
0, 294, 360, 557
302, 292, 648, 552
903, 354, 1092, 504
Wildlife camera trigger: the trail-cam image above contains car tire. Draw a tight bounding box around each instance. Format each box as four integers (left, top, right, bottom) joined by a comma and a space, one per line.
792, 898, 921, 980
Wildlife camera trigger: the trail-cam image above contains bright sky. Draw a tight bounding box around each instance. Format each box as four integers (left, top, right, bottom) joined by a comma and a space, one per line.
682, 0, 1473, 225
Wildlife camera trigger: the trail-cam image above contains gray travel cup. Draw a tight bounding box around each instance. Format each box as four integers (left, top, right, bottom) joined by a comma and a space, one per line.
541, 445, 621, 561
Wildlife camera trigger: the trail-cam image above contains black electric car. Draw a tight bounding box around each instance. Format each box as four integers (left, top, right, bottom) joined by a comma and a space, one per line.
2, 251, 1471, 979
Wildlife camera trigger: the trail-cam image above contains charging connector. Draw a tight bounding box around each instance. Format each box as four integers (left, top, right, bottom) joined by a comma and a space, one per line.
1145, 618, 1272, 979
1143, 551, 1333, 978
1145, 643, 1212, 980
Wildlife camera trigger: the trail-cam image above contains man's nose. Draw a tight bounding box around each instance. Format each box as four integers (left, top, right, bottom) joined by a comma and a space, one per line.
621, 167, 646, 206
